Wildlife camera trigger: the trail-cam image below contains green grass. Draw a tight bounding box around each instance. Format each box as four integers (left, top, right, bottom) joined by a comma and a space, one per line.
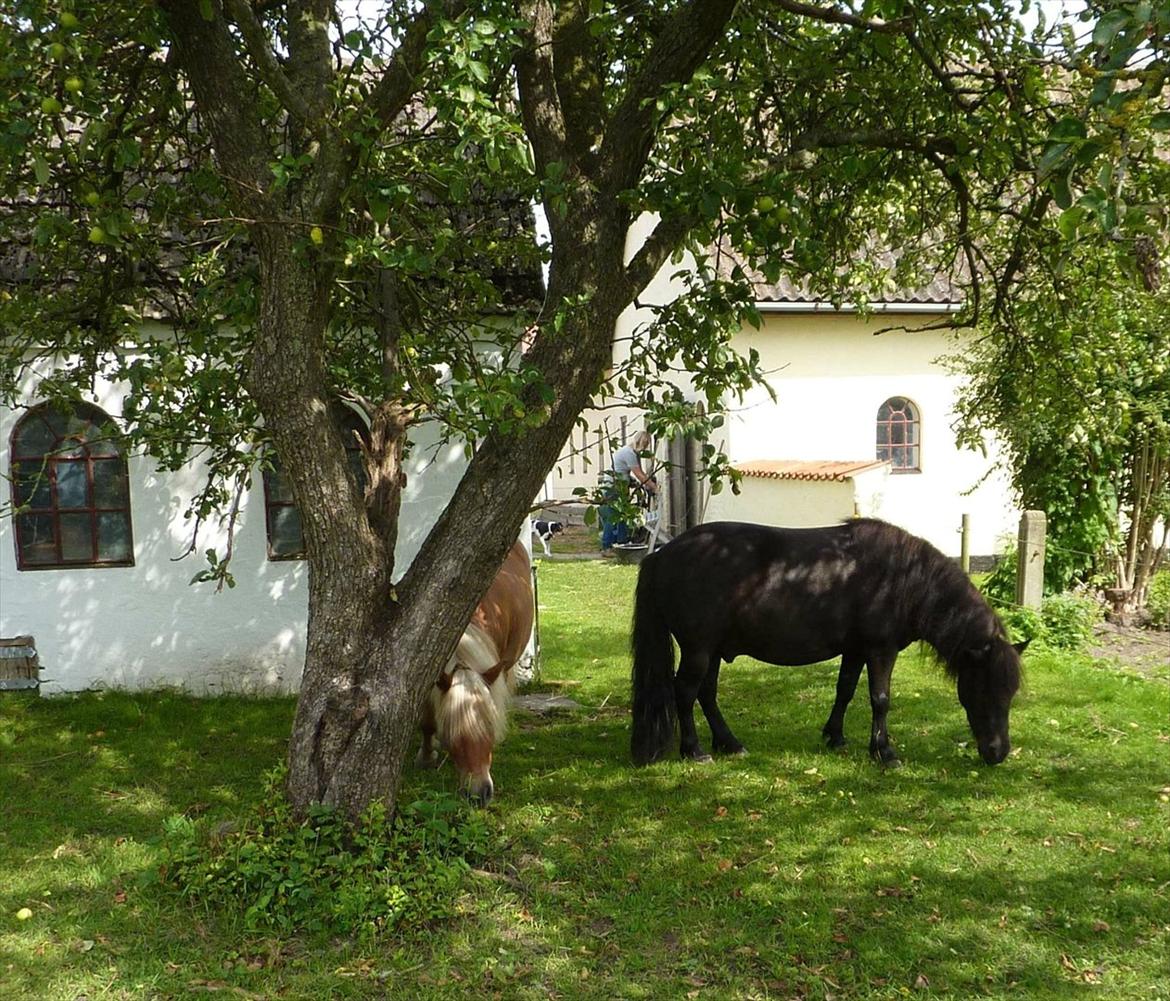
3, 561, 1168, 1000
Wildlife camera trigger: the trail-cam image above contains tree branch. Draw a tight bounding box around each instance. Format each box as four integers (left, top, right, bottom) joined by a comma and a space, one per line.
311, 0, 467, 221
222, 0, 320, 129
770, 0, 910, 33
791, 126, 958, 157
622, 211, 699, 301
159, 0, 272, 212
598, 0, 740, 195
366, 0, 469, 137
515, 0, 571, 213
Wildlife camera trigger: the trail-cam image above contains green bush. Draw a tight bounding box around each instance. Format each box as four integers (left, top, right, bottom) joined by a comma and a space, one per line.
996, 604, 1044, 647
1040, 591, 1101, 650
989, 591, 1100, 651
1147, 569, 1170, 627
978, 554, 1017, 608
161, 768, 489, 940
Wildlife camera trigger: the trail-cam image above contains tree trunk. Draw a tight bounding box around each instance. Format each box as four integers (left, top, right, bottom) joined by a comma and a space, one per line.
243, 220, 629, 818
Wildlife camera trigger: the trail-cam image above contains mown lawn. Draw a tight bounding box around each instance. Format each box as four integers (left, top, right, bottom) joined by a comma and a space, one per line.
2, 560, 1168, 1000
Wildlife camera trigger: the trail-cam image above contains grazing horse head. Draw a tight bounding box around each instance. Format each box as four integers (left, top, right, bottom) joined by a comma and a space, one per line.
954, 636, 1025, 764
434, 623, 510, 805
418, 539, 534, 805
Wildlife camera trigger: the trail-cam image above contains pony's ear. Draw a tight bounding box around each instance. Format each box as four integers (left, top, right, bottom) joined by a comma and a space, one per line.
1012, 639, 1030, 655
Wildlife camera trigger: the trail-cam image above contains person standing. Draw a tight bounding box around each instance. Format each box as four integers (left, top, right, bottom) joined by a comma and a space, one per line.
600, 430, 658, 553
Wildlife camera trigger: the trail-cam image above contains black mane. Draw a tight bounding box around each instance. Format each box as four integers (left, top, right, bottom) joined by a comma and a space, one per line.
846, 519, 1003, 678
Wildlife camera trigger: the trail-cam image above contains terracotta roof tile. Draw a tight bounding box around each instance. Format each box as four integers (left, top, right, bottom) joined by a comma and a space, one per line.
735, 459, 890, 482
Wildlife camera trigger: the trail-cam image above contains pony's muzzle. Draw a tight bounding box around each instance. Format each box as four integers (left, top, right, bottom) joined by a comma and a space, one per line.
979, 735, 1009, 765
464, 776, 494, 807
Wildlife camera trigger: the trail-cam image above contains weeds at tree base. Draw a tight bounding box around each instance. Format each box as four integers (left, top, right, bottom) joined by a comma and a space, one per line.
158, 766, 490, 941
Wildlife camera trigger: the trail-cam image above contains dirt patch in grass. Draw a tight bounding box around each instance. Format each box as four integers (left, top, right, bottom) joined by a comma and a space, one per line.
1087, 622, 1169, 679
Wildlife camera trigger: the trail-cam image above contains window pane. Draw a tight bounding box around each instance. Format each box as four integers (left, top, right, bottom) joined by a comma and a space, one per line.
269, 505, 305, 557
92, 459, 129, 508
54, 460, 90, 508
12, 414, 57, 458
84, 429, 121, 457
59, 512, 95, 562
12, 463, 52, 510
876, 423, 890, 446
265, 466, 294, 504
97, 512, 133, 562
54, 437, 87, 459
16, 513, 57, 565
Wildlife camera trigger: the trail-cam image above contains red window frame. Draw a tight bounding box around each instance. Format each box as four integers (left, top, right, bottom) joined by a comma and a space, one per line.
876, 397, 921, 473
9, 402, 134, 570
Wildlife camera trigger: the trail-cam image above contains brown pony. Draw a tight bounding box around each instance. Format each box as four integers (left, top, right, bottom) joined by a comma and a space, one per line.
416, 540, 534, 804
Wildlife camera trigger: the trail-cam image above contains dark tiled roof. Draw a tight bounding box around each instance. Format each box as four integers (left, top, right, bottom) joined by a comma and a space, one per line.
713, 241, 962, 306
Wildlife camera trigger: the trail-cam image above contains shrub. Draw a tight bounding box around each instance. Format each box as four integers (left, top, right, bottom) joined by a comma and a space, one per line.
1040, 592, 1101, 650
996, 604, 1044, 647
161, 768, 489, 940
1147, 569, 1170, 628
978, 553, 1017, 607
989, 592, 1100, 651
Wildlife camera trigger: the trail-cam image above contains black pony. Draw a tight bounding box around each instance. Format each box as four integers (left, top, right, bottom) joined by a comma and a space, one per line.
630, 520, 1024, 767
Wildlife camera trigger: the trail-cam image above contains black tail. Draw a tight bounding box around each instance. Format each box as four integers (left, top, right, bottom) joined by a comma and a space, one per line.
630, 552, 677, 765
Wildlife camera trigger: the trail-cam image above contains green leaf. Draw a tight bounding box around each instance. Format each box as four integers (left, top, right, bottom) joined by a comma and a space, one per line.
32, 156, 50, 186
1089, 74, 1116, 106
1037, 142, 1070, 177
1051, 171, 1072, 210
1057, 205, 1083, 240
1092, 9, 1130, 49
1150, 112, 1170, 131
1049, 117, 1087, 141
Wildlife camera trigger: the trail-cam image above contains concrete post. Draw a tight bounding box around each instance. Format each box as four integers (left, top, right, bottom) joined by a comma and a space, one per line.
1016, 510, 1046, 609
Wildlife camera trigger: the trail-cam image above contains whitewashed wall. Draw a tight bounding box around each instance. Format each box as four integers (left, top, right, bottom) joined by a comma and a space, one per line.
610, 216, 1018, 558
722, 311, 1016, 556
0, 362, 521, 694
705, 465, 891, 529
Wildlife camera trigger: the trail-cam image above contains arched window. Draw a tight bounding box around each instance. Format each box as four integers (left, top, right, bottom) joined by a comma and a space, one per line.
9, 402, 134, 569
263, 407, 369, 560
876, 397, 921, 472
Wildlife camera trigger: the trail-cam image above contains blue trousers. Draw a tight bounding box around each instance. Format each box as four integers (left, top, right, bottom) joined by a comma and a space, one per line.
599, 500, 630, 549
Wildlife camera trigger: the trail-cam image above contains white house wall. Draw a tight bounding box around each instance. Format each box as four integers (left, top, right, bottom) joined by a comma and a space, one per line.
724, 312, 1016, 556
706, 476, 859, 527
609, 214, 1018, 558
0, 365, 477, 694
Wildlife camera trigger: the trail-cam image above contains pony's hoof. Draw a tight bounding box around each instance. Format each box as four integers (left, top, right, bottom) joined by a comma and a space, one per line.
823, 734, 848, 750
872, 751, 901, 768
683, 751, 714, 764
714, 744, 747, 757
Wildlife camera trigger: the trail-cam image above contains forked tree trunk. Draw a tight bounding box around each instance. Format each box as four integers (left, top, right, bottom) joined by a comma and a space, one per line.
246, 234, 628, 817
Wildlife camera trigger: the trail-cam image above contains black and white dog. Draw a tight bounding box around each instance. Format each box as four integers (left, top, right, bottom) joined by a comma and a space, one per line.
532, 519, 565, 556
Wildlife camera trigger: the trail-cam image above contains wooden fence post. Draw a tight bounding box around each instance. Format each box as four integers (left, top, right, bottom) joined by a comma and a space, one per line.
1016, 510, 1046, 609
960, 513, 970, 574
